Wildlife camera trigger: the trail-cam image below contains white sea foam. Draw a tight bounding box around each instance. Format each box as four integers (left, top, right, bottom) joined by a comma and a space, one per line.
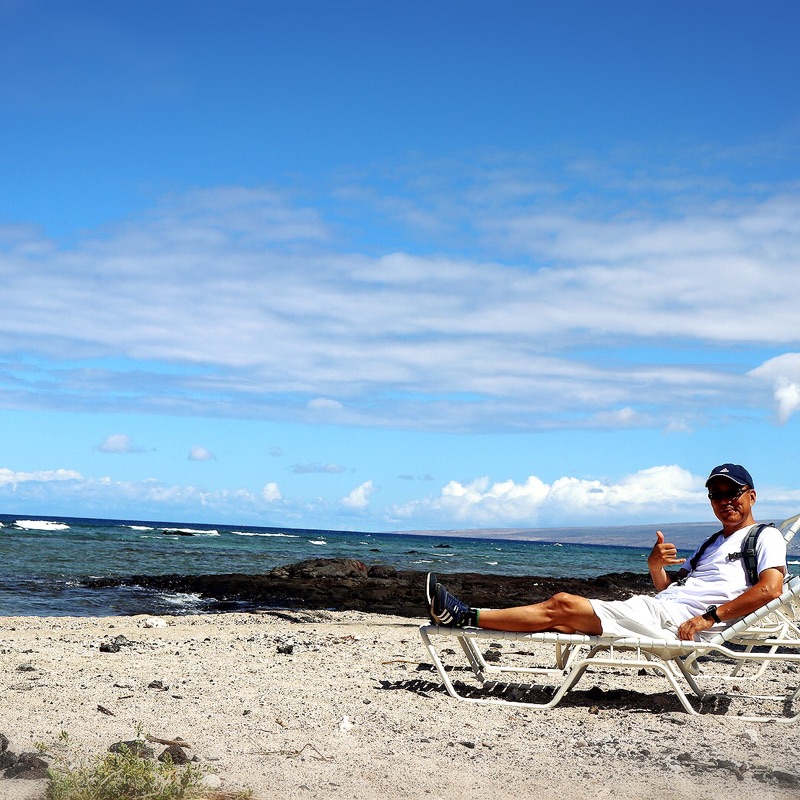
162, 528, 220, 536
309, 540, 327, 545
15, 520, 70, 531
127, 525, 155, 531
233, 531, 300, 538
485, 561, 499, 566
155, 591, 209, 610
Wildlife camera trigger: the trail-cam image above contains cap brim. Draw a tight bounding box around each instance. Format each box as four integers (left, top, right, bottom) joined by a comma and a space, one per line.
705, 473, 748, 487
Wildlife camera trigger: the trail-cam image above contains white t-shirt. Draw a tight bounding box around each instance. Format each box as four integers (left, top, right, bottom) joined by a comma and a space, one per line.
655, 523, 787, 624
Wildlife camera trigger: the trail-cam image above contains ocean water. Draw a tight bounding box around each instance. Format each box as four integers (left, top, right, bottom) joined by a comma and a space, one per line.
1, 514, 797, 617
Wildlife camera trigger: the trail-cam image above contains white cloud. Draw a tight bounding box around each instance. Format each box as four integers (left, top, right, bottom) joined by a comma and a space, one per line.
394, 465, 702, 525
262, 481, 281, 502
342, 480, 376, 509
749, 354, 800, 423
188, 445, 215, 461
95, 434, 143, 454
775, 380, 800, 424
0, 467, 82, 488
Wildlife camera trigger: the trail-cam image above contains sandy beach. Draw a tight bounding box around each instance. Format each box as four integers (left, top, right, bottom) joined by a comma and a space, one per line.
1, 609, 799, 800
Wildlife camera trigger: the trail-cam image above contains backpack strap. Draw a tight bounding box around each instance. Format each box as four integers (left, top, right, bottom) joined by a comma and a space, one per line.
739, 523, 776, 585
686, 523, 777, 585
687, 529, 722, 575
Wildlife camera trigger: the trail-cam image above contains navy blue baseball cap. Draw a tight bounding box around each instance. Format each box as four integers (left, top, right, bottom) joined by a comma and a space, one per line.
705, 463, 755, 489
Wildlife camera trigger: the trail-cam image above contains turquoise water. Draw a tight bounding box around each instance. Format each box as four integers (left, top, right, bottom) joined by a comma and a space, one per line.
1, 514, 795, 616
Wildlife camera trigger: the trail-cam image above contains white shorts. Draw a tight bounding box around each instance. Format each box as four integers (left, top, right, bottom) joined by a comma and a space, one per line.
589, 596, 680, 639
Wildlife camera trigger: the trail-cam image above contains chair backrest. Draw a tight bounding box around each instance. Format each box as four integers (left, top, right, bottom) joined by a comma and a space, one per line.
779, 513, 800, 546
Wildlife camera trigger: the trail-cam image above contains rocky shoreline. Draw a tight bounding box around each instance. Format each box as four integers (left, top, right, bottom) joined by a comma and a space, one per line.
81, 557, 655, 616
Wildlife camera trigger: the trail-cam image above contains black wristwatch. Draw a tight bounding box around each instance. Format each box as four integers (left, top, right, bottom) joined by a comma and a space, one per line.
703, 605, 721, 623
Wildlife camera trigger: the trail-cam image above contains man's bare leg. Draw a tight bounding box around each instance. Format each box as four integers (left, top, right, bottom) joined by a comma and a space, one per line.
427, 575, 604, 634
477, 593, 603, 634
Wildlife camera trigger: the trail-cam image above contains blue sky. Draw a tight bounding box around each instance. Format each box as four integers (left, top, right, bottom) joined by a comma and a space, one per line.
1, 0, 800, 532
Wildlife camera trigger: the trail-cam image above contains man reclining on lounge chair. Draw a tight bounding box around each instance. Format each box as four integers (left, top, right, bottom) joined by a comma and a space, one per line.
427, 464, 787, 642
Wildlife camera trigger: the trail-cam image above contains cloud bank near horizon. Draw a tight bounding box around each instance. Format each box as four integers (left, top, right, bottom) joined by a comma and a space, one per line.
1, 462, 797, 530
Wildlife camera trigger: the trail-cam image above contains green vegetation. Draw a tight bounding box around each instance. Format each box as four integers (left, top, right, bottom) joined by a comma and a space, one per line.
44, 732, 251, 800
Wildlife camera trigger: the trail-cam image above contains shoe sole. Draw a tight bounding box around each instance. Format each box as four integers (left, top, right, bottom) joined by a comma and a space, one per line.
425, 572, 438, 607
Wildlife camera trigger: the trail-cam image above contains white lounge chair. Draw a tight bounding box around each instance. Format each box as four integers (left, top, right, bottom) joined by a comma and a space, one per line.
697, 513, 800, 680
779, 512, 800, 546
419, 575, 800, 722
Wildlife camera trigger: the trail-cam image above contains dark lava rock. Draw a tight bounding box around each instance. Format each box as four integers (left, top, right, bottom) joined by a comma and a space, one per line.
5, 753, 49, 780
368, 565, 397, 578
109, 740, 155, 759
158, 744, 190, 764
0, 733, 8, 753
271, 558, 369, 579
80, 559, 654, 618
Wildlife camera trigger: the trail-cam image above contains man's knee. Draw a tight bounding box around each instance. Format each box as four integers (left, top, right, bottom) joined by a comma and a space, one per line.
546, 592, 586, 615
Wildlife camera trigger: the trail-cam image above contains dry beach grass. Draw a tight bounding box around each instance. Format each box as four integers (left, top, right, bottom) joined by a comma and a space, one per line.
1, 610, 799, 800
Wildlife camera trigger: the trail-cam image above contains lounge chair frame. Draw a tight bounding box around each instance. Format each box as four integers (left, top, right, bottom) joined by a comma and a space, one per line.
419, 576, 800, 722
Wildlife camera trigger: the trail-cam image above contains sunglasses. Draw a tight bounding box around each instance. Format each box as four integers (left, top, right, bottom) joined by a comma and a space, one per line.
707, 486, 749, 502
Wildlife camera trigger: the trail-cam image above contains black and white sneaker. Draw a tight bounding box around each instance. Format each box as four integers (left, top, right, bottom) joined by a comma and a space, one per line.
431, 583, 473, 628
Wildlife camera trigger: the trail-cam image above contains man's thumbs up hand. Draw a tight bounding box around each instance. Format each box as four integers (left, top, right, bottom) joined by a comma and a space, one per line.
648, 530, 686, 570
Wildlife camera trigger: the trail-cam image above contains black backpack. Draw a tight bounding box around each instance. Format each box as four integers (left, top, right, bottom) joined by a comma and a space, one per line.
686, 523, 776, 585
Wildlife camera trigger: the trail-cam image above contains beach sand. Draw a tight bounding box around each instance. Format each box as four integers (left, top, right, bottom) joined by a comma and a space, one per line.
1, 610, 799, 800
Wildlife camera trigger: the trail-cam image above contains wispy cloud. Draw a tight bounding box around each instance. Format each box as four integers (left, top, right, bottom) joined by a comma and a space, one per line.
188, 445, 215, 461
95, 434, 143, 454
291, 462, 347, 475
1, 156, 798, 433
